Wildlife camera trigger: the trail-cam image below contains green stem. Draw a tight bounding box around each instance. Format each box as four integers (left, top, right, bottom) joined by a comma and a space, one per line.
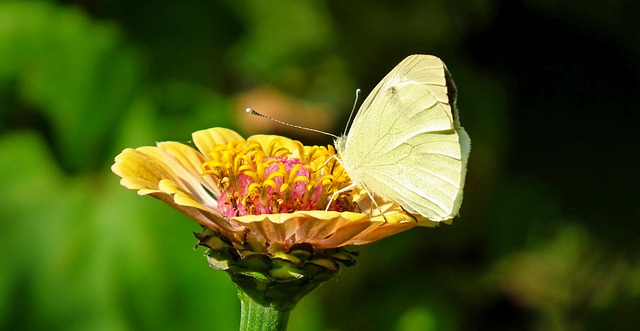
238, 290, 291, 331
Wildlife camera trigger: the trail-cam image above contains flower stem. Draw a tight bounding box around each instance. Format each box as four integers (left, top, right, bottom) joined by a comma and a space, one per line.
238, 289, 291, 331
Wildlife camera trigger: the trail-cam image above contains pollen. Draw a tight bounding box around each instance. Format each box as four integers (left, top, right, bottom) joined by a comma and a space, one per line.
202, 137, 354, 218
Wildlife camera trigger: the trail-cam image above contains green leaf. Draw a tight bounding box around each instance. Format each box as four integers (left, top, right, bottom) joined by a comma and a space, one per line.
0, 1, 142, 173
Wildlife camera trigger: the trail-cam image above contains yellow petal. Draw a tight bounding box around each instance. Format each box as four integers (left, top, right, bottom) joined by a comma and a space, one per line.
155, 141, 220, 206
192, 127, 245, 158
112, 148, 177, 191
113, 142, 245, 234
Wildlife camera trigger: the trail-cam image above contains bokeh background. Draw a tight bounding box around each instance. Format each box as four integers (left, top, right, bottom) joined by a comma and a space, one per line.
1, 0, 639, 330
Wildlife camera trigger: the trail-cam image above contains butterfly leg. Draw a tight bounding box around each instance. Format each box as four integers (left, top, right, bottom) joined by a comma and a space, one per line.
324, 180, 388, 221
357, 180, 388, 222
324, 182, 357, 211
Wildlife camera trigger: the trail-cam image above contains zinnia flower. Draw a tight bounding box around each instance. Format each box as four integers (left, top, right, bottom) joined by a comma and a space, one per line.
111, 127, 431, 310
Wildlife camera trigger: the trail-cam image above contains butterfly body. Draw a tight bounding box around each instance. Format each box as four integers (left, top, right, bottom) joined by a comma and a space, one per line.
335, 55, 470, 223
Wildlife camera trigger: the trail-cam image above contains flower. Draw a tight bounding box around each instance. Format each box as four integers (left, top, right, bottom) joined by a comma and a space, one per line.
112, 127, 427, 249
112, 127, 429, 310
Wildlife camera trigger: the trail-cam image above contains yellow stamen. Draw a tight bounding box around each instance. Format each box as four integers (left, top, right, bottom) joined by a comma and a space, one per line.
201, 137, 355, 215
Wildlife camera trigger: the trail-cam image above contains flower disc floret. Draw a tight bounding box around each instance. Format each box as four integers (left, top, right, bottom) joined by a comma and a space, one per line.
201, 138, 353, 218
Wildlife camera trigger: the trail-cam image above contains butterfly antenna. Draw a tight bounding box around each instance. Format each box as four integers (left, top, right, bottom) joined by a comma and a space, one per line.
245, 108, 339, 139
342, 89, 361, 136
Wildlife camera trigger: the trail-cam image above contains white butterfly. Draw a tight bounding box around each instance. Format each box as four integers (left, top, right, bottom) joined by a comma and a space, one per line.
334, 54, 470, 223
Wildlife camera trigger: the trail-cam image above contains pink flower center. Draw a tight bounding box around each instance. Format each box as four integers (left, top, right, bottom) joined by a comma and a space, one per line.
217, 157, 323, 217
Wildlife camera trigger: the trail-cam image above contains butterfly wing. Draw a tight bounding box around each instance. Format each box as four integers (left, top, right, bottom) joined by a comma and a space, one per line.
337, 55, 470, 222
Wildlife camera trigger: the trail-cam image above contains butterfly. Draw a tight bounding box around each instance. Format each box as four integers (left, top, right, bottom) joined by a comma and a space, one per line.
334, 54, 470, 223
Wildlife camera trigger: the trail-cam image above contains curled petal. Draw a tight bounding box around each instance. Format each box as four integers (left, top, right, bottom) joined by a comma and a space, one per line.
232, 211, 417, 249
112, 143, 244, 234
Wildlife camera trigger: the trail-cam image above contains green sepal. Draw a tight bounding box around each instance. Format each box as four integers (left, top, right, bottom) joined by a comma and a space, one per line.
195, 228, 358, 311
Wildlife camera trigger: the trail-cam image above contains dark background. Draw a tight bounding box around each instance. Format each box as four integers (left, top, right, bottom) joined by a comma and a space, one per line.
1, 0, 638, 330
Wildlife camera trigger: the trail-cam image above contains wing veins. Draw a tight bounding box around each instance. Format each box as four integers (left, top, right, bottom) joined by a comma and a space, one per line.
363, 169, 452, 215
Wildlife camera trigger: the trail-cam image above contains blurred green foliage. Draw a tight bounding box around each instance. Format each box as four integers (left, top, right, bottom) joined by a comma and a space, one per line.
1, 0, 638, 330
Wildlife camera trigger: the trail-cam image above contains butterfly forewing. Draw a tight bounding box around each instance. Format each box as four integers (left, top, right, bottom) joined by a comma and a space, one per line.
336, 54, 469, 222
